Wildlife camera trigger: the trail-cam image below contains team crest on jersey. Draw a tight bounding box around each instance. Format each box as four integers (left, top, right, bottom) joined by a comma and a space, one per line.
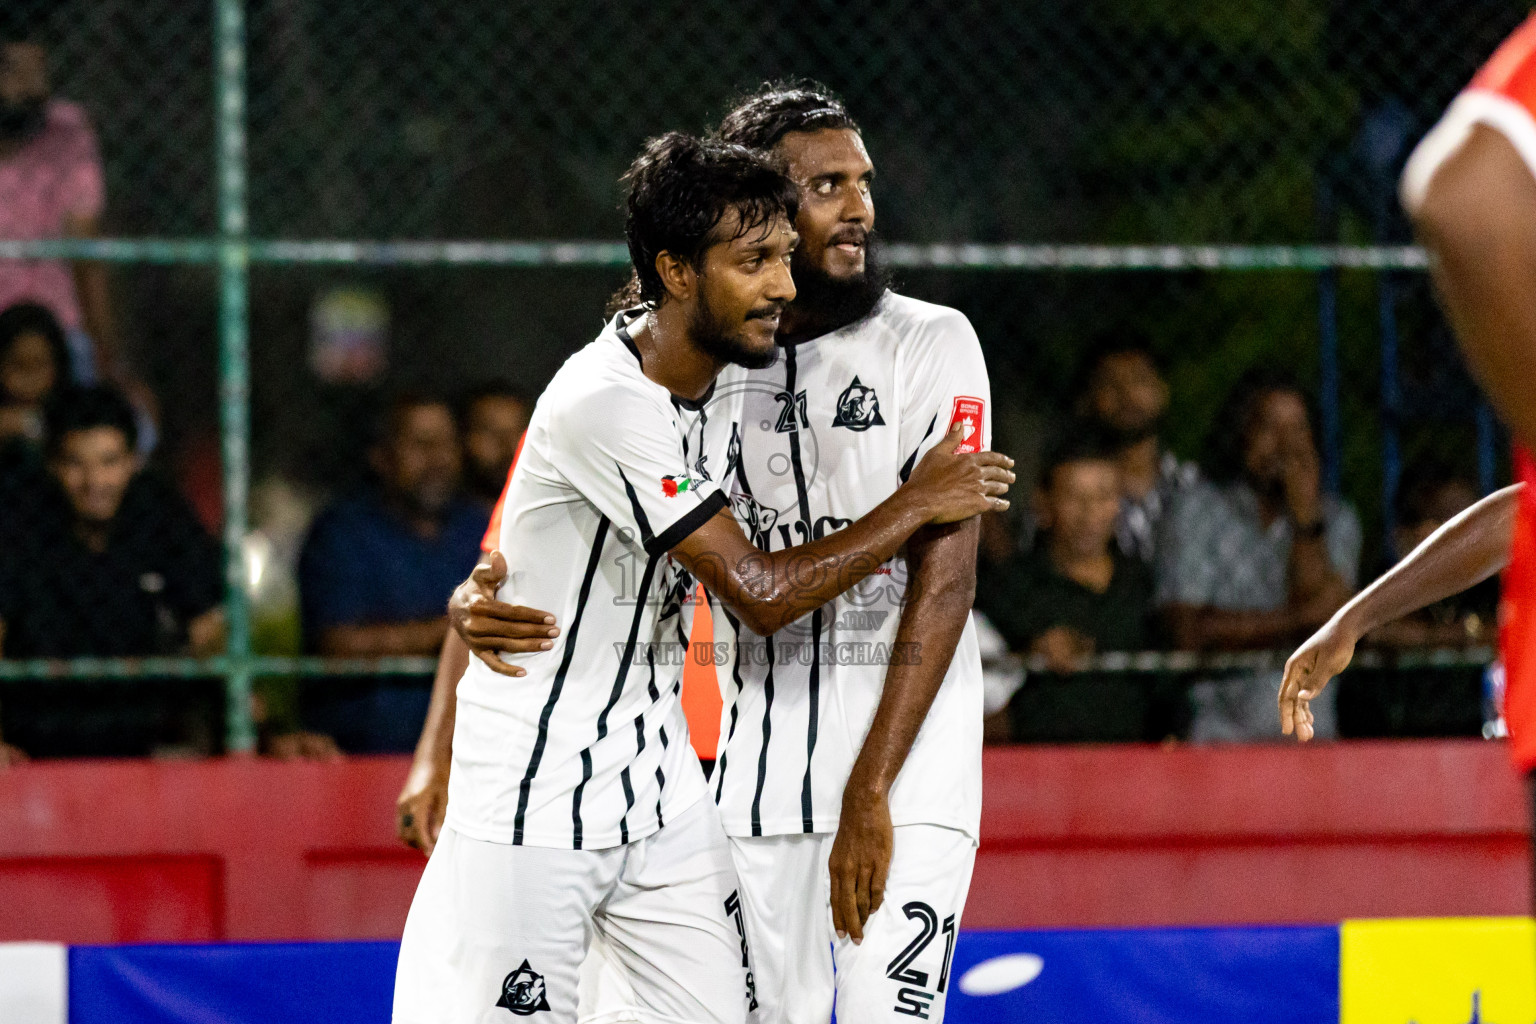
496, 959, 550, 1015
661, 474, 695, 497
832, 376, 885, 431
947, 396, 985, 453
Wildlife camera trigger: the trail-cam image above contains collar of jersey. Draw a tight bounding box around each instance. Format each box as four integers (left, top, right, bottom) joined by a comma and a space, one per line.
610, 307, 716, 412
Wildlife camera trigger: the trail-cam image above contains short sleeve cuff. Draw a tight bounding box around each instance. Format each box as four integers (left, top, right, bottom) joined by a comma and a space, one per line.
647, 488, 729, 556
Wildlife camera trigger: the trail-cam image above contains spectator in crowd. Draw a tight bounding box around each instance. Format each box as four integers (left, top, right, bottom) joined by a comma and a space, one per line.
0, 15, 118, 380
1157, 369, 1361, 742
0, 301, 68, 493
1076, 331, 1197, 563
978, 433, 1170, 743
297, 393, 484, 752
455, 379, 530, 511
0, 385, 223, 759
1336, 467, 1494, 739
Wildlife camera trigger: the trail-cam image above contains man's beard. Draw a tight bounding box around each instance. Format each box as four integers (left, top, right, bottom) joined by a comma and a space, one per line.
0, 97, 46, 144
690, 290, 781, 370
789, 234, 893, 334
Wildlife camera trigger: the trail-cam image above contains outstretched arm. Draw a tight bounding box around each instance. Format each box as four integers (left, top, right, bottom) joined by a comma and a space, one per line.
1279, 483, 1520, 740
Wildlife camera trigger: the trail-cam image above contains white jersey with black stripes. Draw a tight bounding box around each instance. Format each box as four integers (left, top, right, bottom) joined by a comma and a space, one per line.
445, 311, 740, 851
710, 291, 990, 842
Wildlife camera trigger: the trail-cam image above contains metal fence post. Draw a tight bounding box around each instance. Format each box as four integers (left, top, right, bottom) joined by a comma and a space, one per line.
215, 0, 254, 753
1378, 270, 1402, 563
1317, 267, 1341, 497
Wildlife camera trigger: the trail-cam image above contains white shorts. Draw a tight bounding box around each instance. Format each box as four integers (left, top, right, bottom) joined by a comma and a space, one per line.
729, 824, 976, 1024
393, 796, 752, 1024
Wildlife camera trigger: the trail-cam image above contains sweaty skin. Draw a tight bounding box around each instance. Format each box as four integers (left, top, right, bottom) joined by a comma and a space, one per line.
828, 516, 977, 941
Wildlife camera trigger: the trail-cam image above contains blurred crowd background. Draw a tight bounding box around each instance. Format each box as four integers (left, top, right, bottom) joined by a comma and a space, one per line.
0, 0, 1522, 762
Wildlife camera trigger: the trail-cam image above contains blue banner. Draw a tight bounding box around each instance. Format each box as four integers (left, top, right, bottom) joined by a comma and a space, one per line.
62, 927, 1339, 1024
69, 941, 398, 1024
946, 925, 1339, 1024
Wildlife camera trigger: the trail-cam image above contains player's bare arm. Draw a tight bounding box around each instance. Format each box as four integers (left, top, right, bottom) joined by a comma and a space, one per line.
829, 516, 978, 943
450, 430, 1009, 656
1280, 482, 1521, 742
1415, 124, 1536, 449
670, 421, 1010, 638
395, 629, 465, 855
397, 551, 562, 852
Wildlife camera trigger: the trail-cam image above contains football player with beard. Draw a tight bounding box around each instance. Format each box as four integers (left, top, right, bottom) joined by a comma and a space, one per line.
445, 84, 999, 1024
392, 131, 1010, 1024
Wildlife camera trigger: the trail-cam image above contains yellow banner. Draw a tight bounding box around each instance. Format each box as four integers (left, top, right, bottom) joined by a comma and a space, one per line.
1341, 917, 1536, 1024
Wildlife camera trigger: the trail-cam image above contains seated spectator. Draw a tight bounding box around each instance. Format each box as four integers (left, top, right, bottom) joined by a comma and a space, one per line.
297, 393, 484, 752
1075, 331, 1197, 563
0, 302, 68, 491
0, 15, 118, 379
1158, 370, 1361, 742
0, 385, 224, 758
978, 434, 1173, 743
1337, 467, 1494, 739
456, 379, 530, 511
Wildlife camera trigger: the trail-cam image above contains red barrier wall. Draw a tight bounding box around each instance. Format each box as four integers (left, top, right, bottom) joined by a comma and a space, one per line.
0, 741, 1527, 943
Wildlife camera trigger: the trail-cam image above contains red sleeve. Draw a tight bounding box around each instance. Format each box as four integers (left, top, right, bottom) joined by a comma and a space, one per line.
1471, 14, 1536, 107
1501, 444, 1536, 771
481, 430, 527, 553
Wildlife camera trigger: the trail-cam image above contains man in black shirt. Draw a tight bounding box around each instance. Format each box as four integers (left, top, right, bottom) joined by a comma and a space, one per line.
980, 432, 1173, 742
0, 386, 223, 757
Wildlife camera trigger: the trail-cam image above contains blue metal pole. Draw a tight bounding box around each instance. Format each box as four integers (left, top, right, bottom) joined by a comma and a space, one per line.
1379, 271, 1402, 561
1477, 402, 1498, 496
1317, 268, 1341, 496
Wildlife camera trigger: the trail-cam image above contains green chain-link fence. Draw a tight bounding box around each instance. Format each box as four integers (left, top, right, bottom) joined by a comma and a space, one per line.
0, 0, 1521, 751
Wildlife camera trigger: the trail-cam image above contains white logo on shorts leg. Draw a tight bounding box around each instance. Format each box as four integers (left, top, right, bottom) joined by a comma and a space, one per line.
496, 960, 551, 1016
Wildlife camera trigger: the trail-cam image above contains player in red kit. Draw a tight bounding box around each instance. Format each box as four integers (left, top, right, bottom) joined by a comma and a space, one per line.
1279, 16, 1536, 866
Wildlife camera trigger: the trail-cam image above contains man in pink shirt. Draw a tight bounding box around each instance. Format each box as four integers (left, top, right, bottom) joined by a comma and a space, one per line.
0, 16, 117, 380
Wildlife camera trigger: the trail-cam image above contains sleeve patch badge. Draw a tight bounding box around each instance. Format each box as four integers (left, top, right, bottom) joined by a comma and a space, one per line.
948, 396, 985, 453
662, 475, 694, 497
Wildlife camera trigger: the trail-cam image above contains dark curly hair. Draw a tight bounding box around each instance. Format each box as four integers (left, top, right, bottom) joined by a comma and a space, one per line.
715, 80, 860, 151
622, 131, 798, 307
